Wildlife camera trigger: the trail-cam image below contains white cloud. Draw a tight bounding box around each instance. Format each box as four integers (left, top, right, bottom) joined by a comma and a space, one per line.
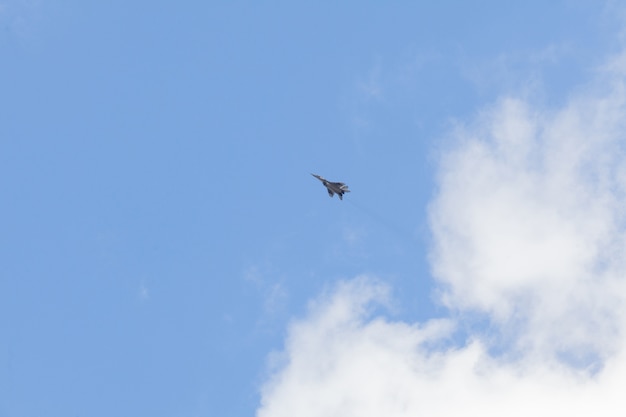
429, 57, 626, 363
257, 278, 626, 417
257, 53, 626, 416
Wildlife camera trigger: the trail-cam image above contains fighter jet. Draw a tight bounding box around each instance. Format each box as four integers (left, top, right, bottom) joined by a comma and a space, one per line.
311, 174, 350, 200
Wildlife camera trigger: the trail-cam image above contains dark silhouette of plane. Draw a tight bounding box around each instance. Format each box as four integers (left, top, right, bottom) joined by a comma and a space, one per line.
311, 174, 350, 200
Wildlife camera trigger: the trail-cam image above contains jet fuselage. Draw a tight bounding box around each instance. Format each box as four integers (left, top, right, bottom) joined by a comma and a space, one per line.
311, 174, 350, 200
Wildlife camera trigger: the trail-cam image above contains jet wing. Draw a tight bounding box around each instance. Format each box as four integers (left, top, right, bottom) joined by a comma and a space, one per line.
327, 189, 334, 197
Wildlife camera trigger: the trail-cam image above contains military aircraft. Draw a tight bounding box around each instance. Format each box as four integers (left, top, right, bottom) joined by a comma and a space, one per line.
311, 174, 350, 200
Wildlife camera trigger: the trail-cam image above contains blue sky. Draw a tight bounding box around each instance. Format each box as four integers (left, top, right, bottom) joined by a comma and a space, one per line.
2, 1, 626, 416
